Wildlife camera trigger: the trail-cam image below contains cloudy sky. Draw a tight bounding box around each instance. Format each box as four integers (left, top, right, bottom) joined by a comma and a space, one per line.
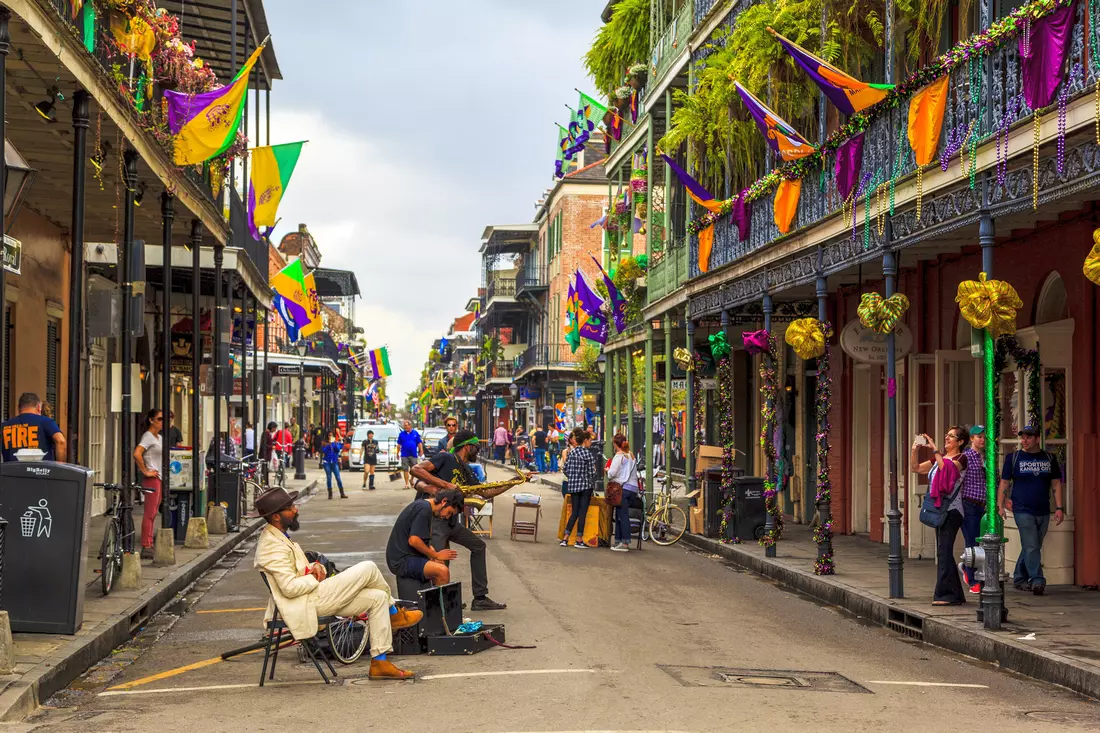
264, 1, 601, 400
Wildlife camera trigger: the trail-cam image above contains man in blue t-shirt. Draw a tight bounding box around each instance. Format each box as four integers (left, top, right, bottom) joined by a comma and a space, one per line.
2, 392, 66, 462
997, 424, 1065, 595
396, 420, 423, 490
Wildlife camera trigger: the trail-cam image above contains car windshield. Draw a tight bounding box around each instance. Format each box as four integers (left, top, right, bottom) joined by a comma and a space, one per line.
353, 425, 399, 443
423, 429, 447, 441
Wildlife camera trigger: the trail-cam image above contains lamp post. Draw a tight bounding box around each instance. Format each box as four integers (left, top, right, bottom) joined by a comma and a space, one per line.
294, 340, 307, 480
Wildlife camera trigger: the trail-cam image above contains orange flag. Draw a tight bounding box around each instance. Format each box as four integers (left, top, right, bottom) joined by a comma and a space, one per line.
774, 179, 802, 234
907, 76, 950, 166
698, 225, 715, 273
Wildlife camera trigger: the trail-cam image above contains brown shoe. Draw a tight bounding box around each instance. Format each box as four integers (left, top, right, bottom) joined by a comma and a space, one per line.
368, 659, 415, 679
391, 607, 423, 630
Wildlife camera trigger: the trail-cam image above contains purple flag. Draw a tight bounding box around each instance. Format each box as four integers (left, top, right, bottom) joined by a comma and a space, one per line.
769, 29, 891, 117
730, 191, 751, 242
592, 256, 627, 333
835, 133, 865, 200
1020, 5, 1074, 109
573, 270, 605, 320
734, 82, 815, 162
579, 316, 609, 344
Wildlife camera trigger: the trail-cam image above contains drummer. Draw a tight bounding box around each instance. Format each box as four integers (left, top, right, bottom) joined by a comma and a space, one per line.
409, 430, 506, 612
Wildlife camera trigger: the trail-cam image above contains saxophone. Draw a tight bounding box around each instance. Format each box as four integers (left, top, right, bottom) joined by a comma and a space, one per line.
453, 464, 528, 500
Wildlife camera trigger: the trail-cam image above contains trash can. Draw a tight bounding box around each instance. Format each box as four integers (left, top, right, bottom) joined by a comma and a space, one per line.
0, 461, 94, 634
213, 465, 242, 529
733, 476, 768, 541
702, 467, 725, 538
169, 490, 192, 543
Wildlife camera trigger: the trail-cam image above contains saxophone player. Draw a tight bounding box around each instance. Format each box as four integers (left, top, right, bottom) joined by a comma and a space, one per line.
409, 431, 507, 611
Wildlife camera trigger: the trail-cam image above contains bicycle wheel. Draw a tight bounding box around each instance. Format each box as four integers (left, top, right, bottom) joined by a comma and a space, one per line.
276, 463, 286, 488
648, 505, 687, 546
100, 521, 119, 595
326, 617, 368, 664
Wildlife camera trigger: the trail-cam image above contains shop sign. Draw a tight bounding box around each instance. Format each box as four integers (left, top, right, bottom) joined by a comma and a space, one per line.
671, 379, 686, 390
840, 319, 913, 364
3, 235, 20, 275
276, 364, 302, 376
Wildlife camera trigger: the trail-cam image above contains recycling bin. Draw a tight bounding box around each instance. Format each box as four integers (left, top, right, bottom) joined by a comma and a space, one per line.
733, 476, 768, 542
0, 461, 94, 633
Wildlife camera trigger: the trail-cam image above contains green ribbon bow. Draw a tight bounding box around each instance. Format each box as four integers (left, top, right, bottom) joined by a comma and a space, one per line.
709, 331, 730, 359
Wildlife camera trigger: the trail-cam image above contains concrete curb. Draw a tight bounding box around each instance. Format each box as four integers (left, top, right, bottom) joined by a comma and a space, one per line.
679, 531, 1100, 700
0, 479, 318, 722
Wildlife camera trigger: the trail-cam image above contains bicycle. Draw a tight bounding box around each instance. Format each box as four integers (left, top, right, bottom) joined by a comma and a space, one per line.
95, 482, 140, 596
644, 471, 687, 546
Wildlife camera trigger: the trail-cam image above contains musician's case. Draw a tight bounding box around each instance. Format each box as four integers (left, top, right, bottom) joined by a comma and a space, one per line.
426, 624, 506, 656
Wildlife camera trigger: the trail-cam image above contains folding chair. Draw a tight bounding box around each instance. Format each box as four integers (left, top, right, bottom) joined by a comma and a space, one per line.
465, 497, 493, 538
258, 573, 339, 686
510, 493, 541, 542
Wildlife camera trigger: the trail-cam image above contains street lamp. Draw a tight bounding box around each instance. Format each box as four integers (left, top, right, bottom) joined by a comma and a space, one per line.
293, 340, 307, 480
596, 353, 607, 374
508, 382, 519, 399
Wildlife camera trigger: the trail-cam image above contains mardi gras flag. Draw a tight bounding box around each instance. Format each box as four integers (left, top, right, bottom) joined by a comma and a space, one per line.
661, 153, 723, 272
607, 108, 623, 141
299, 271, 322, 338
566, 106, 590, 148
270, 259, 311, 339
273, 294, 301, 342
734, 81, 815, 162
564, 282, 582, 353
164, 41, 266, 166
578, 92, 608, 131
579, 315, 609, 344
348, 350, 366, 372
769, 29, 892, 116
558, 123, 584, 160
248, 141, 305, 240
574, 270, 605, 320
555, 126, 571, 178
593, 256, 627, 333
368, 347, 392, 379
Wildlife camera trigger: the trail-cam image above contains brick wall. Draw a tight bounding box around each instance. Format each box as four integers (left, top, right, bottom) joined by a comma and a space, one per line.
542, 189, 608, 349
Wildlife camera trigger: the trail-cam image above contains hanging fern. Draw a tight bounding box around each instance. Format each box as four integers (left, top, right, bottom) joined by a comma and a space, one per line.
584, 0, 652, 97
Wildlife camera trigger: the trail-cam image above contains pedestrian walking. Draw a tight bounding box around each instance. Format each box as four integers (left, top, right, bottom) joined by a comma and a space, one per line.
998, 424, 1065, 595
397, 420, 423, 490
959, 425, 987, 592
547, 425, 562, 472
1, 392, 66, 462
493, 421, 508, 462
532, 424, 547, 473
243, 421, 255, 459
133, 408, 165, 560
608, 433, 642, 552
361, 429, 379, 490
322, 431, 347, 499
561, 427, 596, 548
911, 427, 969, 605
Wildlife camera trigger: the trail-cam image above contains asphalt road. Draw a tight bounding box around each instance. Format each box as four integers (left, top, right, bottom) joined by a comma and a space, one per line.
14, 466, 1100, 733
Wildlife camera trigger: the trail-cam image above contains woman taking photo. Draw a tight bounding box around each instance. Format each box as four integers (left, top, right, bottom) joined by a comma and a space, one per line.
321, 431, 348, 500
911, 426, 970, 605
608, 434, 642, 552
133, 409, 164, 560
561, 427, 596, 548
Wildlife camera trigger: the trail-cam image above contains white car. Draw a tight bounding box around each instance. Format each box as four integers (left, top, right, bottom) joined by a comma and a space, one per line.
348, 423, 401, 471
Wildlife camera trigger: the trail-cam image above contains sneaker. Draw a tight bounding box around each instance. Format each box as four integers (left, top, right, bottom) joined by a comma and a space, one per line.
610, 543, 629, 553
968, 582, 982, 594
574, 541, 588, 549
957, 562, 969, 587
559, 540, 569, 547
1013, 581, 1031, 592
471, 596, 507, 611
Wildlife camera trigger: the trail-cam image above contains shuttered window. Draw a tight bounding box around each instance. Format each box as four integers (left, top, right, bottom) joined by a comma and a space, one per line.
3, 305, 10, 419
46, 319, 59, 414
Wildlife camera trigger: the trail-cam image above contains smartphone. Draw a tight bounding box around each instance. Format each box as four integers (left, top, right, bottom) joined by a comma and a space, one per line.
914, 434, 928, 446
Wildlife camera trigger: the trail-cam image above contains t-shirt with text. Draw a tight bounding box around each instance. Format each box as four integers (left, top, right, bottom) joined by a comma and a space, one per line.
2, 413, 61, 462
1001, 450, 1061, 515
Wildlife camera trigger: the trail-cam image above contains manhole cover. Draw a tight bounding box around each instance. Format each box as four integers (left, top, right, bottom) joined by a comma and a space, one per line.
658, 665, 870, 694
1025, 711, 1100, 724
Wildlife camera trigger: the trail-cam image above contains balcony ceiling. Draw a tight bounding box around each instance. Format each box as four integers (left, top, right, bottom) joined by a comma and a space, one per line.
6, 19, 222, 248
480, 223, 537, 254
312, 267, 360, 297
157, 0, 282, 85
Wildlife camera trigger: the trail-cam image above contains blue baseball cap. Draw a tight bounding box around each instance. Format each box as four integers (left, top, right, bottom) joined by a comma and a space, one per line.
1018, 424, 1040, 437
970, 424, 985, 436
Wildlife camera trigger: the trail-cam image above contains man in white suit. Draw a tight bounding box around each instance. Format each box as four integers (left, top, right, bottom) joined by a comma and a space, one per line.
253, 488, 421, 679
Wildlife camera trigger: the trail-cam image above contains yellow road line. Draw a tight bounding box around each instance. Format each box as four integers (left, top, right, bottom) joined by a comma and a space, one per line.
194, 607, 266, 614
107, 656, 227, 690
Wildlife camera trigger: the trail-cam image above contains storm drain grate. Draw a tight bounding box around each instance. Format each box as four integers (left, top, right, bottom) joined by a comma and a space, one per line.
657, 665, 871, 694
886, 608, 925, 641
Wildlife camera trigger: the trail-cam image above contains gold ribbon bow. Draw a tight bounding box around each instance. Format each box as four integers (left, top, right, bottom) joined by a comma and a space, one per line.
784, 318, 826, 360
673, 347, 694, 371
857, 292, 910, 334
1084, 228, 1100, 286
955, 272, 1023, 339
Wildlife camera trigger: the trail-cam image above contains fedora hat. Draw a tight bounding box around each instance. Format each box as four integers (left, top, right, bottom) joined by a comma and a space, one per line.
253, 487, 300, 518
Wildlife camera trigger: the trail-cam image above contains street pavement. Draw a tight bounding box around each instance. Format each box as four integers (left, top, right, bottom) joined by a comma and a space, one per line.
13, 465, 1100, 732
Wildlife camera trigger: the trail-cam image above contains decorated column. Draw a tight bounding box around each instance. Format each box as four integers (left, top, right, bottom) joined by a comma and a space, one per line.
814, 268, 834, 574
684, 317, 697, 496
714, 310, 737, 543
645, 322, 655, 502
759, 293, 781, 557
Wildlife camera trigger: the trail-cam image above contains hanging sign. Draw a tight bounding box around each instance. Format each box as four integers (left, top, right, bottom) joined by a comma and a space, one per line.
3, 235, 21, 275
840, 319, 913, 364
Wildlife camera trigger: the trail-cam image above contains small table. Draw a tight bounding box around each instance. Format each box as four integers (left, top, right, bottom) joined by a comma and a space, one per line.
557, 495, 613, 547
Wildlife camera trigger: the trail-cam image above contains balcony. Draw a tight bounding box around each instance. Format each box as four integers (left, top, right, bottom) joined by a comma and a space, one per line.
688, 5, 1093, 282
515, 344, 581, 378
485, 360, 516, 384
694, 0, 719, 26
647, 237, 689, 305
515, 265, 548, 296
486, 276, 517, 302
651, 0, 693, 85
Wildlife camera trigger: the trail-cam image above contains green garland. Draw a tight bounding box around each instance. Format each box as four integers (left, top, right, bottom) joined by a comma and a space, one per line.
685, 0, 1074, 237
992, 336, 1042, 436
717, 355, 739, 543
758, 334, 783, 548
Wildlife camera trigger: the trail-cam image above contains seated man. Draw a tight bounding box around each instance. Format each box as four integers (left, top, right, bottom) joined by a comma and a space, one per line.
410, 430, 507, 611
386, 488, 463, 587
253, 488, 422, 680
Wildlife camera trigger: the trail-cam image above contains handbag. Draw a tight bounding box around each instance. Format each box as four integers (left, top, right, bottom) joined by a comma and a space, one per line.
918, 465, 963, 529
606, 481, 624, 507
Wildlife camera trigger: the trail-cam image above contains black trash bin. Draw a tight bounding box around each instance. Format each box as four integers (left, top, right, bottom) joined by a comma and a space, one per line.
702, 467, 725, 538
0, 461, 93, 634
733, 476, 768, 541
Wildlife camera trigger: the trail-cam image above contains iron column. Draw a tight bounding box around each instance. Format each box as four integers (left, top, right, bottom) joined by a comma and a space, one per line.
884, 247, 904, 597
685, 316, 696, 495
160, 192, 174, 527
294, 365, 306, 480
212, 241, 225, 505
978, 209, 1004, 629
121, 150, 138, 538
816, 268, 834, 570
190, 220, 202, 515
0, 10, 10, 427
67, 90, 90, 463
664, 313, 672, 474
762, 292, 778, 557
644, 321, 654, 505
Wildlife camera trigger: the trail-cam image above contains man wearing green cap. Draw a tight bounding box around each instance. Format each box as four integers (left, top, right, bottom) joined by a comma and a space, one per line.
410, 430, 507, 611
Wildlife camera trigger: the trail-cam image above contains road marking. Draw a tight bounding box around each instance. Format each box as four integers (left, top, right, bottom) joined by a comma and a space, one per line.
101, 680, 327, 697
106, 656, 228, 690
418, 669, 597, 681
195, 607, 266, 614
867, 680, 989, 688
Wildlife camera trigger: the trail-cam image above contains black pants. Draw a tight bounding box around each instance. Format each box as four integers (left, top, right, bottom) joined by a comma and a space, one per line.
431, 517, 488, 598
564, 490, 593, 540
934, 508, 965, 603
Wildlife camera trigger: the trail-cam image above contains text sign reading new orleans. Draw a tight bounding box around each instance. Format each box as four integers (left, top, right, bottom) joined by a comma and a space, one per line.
839, 319, 913, 365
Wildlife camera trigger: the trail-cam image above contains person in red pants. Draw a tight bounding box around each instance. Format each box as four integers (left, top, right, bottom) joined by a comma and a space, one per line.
133, 408, 165, 560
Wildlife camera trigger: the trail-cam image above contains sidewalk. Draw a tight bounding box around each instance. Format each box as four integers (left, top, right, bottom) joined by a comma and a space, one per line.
0, 468, 322, 721
495, 460, 1100, 700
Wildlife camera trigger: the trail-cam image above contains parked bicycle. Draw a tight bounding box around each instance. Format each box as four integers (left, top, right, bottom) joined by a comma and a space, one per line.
95, 482, 140, 596
644, 470, 686, 546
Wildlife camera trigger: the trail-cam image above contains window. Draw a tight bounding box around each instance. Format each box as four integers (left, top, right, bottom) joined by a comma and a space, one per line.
1036, 272, 1069, 324
46, 318, 60, 412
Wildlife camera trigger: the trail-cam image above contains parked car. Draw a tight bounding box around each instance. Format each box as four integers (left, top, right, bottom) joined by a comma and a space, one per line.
347, 423, 401, 471
422, 427, 449, 457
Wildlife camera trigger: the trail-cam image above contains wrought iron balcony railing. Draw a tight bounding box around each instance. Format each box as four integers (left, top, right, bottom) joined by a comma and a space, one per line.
486, 276, 517, 301
516, 343, 581, 375
515, 265, 547, 295
652, 0, 693, 84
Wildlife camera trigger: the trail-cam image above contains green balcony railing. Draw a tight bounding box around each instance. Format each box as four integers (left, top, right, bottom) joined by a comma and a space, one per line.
652, 1, 693, 85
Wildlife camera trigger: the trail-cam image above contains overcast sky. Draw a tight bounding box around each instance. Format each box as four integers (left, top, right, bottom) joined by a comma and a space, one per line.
263, 1, 601, 401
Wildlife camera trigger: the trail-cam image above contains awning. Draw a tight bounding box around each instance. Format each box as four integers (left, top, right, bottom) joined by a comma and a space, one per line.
259, 351, 340, 377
